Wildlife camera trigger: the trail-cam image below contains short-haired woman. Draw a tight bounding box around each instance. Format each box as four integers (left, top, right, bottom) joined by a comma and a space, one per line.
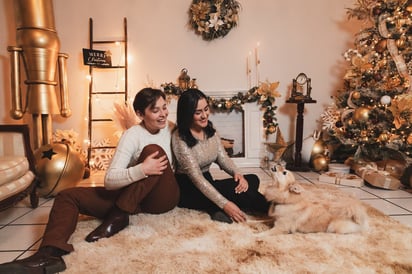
0, 88, 179, 273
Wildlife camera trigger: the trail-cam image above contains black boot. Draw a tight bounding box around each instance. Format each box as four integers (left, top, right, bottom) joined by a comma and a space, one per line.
0, 246, 66, 274
85, 206, 129, 242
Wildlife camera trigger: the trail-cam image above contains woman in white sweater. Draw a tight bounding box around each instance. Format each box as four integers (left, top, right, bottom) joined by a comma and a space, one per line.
0, 88, 179, 274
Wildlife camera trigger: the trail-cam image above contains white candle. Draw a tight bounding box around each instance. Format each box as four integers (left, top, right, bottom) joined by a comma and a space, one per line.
255, 42, 260, 66
247, 51, 252, 89
255, 42, 260, 86
246, 53, 250, 76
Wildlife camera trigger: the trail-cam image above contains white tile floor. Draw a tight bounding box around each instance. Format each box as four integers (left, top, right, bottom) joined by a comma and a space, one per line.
0, 168, 411, 265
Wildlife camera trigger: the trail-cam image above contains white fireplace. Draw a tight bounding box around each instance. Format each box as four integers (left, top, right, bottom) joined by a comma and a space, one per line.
168, 92, 267, 167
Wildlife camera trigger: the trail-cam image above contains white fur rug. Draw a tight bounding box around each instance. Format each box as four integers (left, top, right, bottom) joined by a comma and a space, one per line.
63, 188, 412, 274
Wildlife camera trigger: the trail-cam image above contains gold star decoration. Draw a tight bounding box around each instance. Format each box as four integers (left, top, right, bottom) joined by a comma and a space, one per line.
42, 148, 57, 160
265, 128, 288, 162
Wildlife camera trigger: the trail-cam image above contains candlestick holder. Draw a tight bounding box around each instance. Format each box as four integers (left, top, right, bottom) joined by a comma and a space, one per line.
286, 73, 316, 171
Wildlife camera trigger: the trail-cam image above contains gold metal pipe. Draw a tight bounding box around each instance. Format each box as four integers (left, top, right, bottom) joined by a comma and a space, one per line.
58, 53, 71, 118
7, 46, 24, 119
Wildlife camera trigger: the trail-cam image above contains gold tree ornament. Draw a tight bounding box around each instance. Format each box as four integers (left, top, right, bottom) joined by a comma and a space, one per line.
353, 107, 370, 123
352, 91, 361, 99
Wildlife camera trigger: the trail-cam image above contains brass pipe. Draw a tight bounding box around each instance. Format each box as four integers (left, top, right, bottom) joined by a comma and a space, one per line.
7, 46, 24, 119
58, 53, 71, 118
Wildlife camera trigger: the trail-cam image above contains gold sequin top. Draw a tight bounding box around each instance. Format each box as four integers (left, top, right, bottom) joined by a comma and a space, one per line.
172, 130, 241, 208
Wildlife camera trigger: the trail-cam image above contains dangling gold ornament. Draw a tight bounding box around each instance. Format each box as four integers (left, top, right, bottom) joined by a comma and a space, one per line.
353, 107, 370, 123
378, 132, 389, 143
352, 91, 361, 99
396, 36, 406, 49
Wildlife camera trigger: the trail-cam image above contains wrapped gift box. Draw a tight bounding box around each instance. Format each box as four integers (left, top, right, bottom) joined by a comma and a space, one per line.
318, 172, 364, 187
376, 159, 407, 179
352, 163, 401, 190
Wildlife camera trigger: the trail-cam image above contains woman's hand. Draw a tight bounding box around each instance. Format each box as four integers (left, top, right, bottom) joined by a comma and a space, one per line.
223, 201, 246, 223
141, 151, 168, 176
234, 174, 249, 194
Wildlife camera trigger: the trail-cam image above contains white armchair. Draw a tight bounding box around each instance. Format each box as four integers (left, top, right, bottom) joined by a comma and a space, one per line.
0, 124, 39, 211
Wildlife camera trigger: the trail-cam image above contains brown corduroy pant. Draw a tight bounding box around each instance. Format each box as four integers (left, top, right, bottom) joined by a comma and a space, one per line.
40, 144, 179, 253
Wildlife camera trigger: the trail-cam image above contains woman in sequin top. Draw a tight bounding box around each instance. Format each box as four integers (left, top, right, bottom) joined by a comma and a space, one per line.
172, 88, 269, 223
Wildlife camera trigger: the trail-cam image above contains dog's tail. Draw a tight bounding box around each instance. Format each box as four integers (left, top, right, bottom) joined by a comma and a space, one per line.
329, 203, 369, 233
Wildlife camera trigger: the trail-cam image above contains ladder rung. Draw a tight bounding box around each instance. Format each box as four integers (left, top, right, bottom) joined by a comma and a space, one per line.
91, 91, 126, 95
90, 146, 116, 150
92, 40, 126, 44
91, 118, 113, 122
93, 65, 126, 69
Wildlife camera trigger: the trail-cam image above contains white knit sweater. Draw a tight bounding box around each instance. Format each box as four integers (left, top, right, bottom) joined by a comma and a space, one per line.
104, 121, 174, 190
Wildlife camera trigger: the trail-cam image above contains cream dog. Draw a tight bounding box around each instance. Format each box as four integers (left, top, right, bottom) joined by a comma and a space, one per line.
264, 164, 368, 234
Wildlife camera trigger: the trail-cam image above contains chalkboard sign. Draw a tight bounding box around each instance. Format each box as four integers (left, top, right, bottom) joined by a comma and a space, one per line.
82, 48, 112, 67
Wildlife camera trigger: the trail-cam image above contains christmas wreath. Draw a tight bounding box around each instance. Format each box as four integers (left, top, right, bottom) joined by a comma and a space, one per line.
189, 0, 241, 41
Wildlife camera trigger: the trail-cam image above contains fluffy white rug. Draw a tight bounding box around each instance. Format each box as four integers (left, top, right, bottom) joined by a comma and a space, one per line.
63, 187, 412, 274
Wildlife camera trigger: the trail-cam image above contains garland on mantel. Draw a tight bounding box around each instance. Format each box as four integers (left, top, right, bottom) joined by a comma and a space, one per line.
161, 81, 281, 135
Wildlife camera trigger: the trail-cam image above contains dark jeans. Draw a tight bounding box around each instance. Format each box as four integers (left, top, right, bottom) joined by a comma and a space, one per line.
41, 144, 179, 253
175, 171, 269, 215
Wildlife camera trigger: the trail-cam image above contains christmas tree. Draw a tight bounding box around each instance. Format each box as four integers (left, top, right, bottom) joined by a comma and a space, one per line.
321, 0, 412, 162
